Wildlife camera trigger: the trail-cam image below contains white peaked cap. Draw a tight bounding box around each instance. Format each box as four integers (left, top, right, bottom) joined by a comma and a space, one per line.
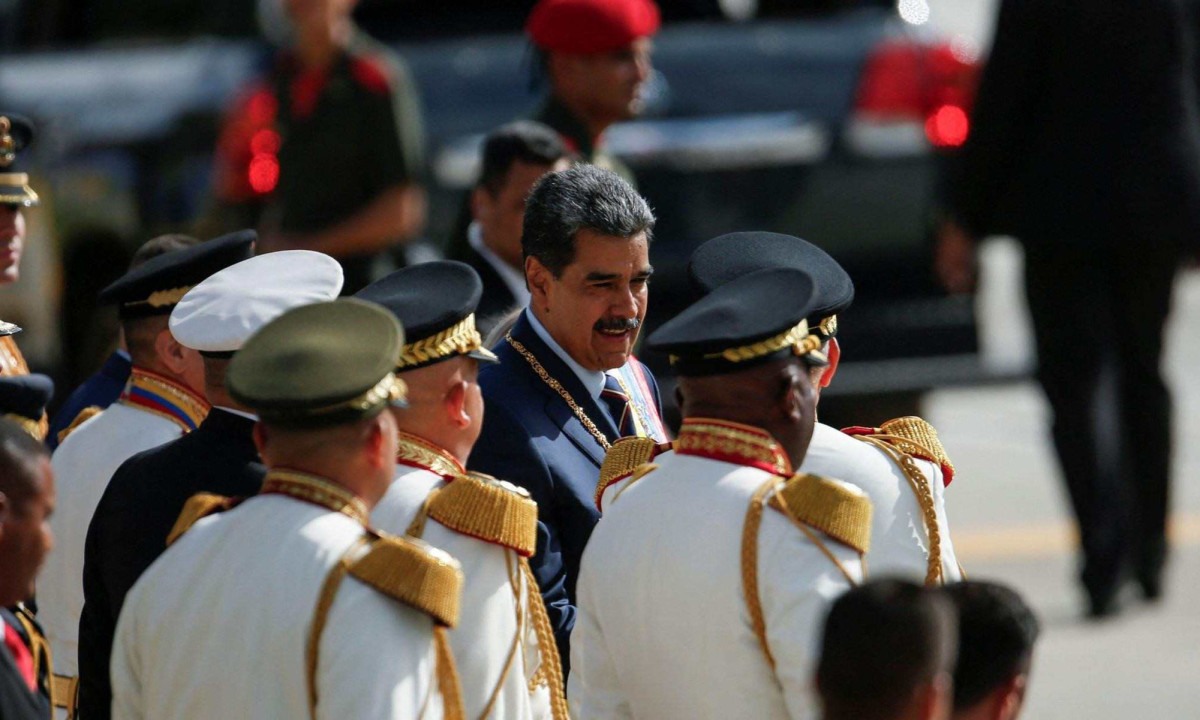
170, 250, 344, 352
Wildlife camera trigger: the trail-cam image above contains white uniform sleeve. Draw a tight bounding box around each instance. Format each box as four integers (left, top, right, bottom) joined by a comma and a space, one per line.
317, 581, 441, 719
110, 588, 144, 720
567, 554, 632, 720
758, 511, 864, 720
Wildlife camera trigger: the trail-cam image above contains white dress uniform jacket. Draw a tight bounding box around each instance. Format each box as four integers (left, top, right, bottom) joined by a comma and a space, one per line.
571, 419, 871, 720
42, 371, 208, 678
112, 475, 457, 720
801, 421, 961, 584
371, 433, 565, 720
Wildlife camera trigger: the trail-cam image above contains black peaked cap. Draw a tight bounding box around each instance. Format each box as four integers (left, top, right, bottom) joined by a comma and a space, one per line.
99, 230, 256, 319
355, 260, 499, 369
649, 267, 828, 377
688, 231, 854, 326
0, 113, 39, 206
0, 373, 54, 422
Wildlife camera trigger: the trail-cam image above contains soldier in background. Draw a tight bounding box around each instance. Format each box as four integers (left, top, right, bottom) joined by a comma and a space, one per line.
0, 113, 40, 379
525, 0, 658, 183
210, 0, 426, 294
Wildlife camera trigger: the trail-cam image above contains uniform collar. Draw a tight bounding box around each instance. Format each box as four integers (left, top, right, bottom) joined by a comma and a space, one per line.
395, 431, 465, 480
120, 367, 210, 432
259, 469, 369, 525
673, 418, 792, 476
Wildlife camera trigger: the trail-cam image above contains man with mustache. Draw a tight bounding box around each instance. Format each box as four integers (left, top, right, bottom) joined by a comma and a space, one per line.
468, 164, 669, 676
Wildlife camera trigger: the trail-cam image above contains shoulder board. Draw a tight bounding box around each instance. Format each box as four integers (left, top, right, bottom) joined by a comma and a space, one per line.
349, 56, 392, 94
769, 474, 872, 554
426, 472, 538, 557
56, 405, 103, 444
595, 436, 669, 511
166, 493, 242, 546
842, 416, 955, 486
348, 533, 463, 628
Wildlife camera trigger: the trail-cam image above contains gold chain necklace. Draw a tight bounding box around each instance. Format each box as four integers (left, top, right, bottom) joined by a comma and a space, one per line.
504, 333, 612, 452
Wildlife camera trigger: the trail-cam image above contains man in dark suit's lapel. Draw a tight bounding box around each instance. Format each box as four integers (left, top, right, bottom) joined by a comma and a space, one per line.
451, 121, 570, 335
470, 164, 668, 674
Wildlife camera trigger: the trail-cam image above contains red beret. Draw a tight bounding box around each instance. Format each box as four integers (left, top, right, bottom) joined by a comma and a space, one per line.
527, 0, 661, 54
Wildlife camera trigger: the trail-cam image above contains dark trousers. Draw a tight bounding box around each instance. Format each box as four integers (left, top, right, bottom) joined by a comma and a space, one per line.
1023, 237, 1182, 600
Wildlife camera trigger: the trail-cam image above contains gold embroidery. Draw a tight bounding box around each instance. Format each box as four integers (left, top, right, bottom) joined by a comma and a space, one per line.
505, 333, 612, 451
818, 314, 838, 338
520, 558, 570, 720
0, 117, 14, 167
261, 470, 370, 525
123, 285, 193, 309
741, 476, 777, 670
121, 367, 210, 431
879, 416, 956, 483
291, 373, 407, 419
769, 473, 873, 555
398, 313, 491, 368
596, 436, 664, 509
427, 472, 537, 556
396, 431, 464, 479
166, 492, 237, 546
348, 533, 463, 628
668, 320, 826, 366
674, 419, 792, 475
3, 413, 43, 440
0, 335, 29, 376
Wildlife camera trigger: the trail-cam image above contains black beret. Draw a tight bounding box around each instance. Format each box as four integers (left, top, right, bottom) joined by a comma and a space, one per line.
0, 113, 39, 207
688, 231, 854, 336
355, 261, 499, 370
648, 267, 829, 377
99, 230, 256, 319
228, 299, 408, 429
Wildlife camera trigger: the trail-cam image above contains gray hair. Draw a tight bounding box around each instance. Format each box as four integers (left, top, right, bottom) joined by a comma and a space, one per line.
522, 164, 655, 277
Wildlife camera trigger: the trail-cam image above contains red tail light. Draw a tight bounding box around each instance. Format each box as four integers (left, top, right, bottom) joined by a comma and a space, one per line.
853, 39, 979, 149
214, 82, 281, 201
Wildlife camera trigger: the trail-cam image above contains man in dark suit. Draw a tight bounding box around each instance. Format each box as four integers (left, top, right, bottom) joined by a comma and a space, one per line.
0, 419, 55, 719
451, 121, 570, 333
76, 250, 343, 719
937, 0, 1200, 616
469, 164, 669, 672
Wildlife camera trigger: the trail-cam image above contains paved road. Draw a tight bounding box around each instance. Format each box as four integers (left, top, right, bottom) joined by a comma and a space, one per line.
916, 3, 1200, 717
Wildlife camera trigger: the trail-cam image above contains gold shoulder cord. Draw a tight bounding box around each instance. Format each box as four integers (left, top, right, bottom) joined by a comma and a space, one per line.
857, 435, 944, 585
306, 536, 464, 720
519, 558, 570, 720
505, 333, 612, 451
741, 477, 864, 672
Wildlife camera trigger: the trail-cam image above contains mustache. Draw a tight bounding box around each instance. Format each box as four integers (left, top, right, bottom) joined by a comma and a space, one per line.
594, 317, 641, 333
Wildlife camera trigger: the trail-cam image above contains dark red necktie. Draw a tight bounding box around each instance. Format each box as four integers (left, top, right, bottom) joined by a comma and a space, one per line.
602, 375, 634, 437
3, 621, 36, 691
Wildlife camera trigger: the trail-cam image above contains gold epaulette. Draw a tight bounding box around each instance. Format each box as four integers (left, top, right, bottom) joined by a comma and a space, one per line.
166, 493, 241, 546
769, 474, 872, 554
56, 405, 102, 444
348, 533, 464, 628
427, 472, 538, 557
879, 416, 955, 485
595, 436, 668, 511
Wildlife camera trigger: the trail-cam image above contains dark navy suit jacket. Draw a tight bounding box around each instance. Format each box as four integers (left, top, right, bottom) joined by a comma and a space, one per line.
468, 311, 662, 673
47, 351, 132, 450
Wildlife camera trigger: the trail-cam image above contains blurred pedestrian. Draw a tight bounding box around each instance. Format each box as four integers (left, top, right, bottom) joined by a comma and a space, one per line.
75, 250, 342, 720
451, 121, 570, 332
39, 232, 253, 707
0, 419, 56, 719
47, 234, 201, 450
571, 268, 872, 719
816, 578, 957, 720
943, 580, 1040, 720
525, 0, 658, 183
211, 0, 427, 294
360, 261, 569, 719
467, 165, 668, 676
937, 0, 1200, 616
110, 299, 465, 719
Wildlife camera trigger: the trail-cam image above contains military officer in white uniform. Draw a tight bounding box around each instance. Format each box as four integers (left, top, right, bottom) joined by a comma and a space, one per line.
685, 231, 961, 585
358, 261, 568, 720
40, 230, 254, 701
571, 267, 873, 720
111, 299, 466, 719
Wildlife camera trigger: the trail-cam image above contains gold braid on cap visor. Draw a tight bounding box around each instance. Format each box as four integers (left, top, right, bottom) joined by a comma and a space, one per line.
296, 373, 408, 417
398, 314, 486, 368
818, 315, 838, 339
123, 286, 193, 310
670, 320, 827, 365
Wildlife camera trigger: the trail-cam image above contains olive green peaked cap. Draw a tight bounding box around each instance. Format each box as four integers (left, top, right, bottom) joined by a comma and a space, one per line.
228, 298, 408, 428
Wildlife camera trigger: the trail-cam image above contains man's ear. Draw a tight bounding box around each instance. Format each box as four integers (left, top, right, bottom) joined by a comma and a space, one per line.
819, 338, 841, 389
470, 185, 491, 225
445, 381, 470, 429
998, 673, 1029, 720
782, 370, 806, 423
526, 256, 554, 309
155, 329, 192, 376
